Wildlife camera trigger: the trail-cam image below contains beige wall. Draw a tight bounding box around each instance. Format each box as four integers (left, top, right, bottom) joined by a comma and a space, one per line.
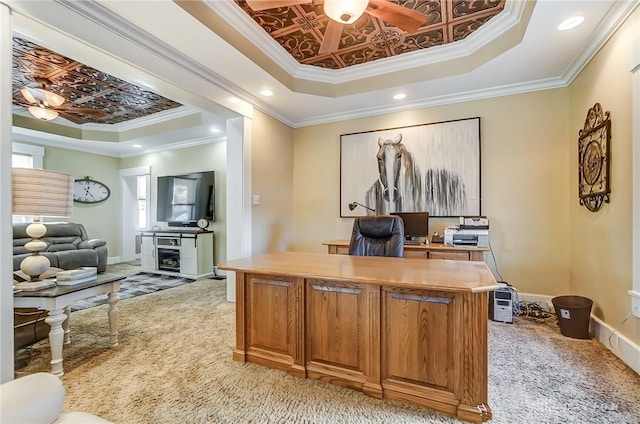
292, 89, 572, 297
251, 109, 294, 255
568, 7, 639, 345
120, 142, 227, 265
41, 145, 121, 253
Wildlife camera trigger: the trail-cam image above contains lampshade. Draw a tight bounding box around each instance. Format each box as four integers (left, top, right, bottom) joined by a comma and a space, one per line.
20, 86, 65, 107
12, 168, 74, 218
324, 0, 369, 24
27, 106, 59, 121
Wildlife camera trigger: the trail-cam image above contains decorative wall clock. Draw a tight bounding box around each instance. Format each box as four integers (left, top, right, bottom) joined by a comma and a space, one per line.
74, 176, 111, 204
578, 103, 611, 212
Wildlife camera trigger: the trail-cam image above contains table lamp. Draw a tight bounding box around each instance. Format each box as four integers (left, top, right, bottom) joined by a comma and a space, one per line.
12, 168, 74, 281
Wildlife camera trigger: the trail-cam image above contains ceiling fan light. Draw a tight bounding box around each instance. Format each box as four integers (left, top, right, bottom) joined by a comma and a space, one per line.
28, 105, 59, 121
41, 89, 65, 107
20, 87, 38, 104
324, 0, 368, 25
20, 86, 65, 107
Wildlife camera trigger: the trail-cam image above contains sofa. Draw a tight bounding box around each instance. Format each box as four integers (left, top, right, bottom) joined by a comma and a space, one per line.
13, 222, 108, 274
13, 222, 108, 358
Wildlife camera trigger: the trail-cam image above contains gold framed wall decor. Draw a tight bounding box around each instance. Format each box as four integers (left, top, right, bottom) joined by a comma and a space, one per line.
578, 103, 611, 212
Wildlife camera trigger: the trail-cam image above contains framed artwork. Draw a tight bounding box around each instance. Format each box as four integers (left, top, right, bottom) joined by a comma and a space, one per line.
578, 103, 611, 212
340, 117, 481, 217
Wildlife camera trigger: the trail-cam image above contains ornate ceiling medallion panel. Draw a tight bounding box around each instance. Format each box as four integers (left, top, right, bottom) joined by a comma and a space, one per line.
235, 0, 506, 70
12, 37, 182, 125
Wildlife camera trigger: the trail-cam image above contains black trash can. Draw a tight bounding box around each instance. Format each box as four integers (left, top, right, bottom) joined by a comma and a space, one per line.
551, 295, 593, 339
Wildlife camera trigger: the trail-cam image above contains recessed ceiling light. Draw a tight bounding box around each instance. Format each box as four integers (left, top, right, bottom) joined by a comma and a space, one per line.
393, 93, 407, 100
260, 89, 274, 97
132, 144, 142, 148
210, 127, 221, 133
558, 16, 584, 31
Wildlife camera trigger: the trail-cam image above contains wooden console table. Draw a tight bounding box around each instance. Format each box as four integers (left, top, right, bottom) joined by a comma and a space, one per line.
323, 239, 488, 261
219, 252, 499, 423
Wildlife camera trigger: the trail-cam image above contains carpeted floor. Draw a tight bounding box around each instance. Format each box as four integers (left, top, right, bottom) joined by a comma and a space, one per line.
15, 277, 640, 424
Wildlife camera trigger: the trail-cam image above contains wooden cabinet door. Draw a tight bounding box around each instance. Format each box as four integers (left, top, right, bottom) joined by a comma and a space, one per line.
242, 274, 305, 377
305, 279, 382, 398
381, 287, 460, 410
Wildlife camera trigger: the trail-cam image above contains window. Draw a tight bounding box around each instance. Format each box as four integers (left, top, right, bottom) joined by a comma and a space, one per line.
11, 143, 45, 223
12, 153, 32, 168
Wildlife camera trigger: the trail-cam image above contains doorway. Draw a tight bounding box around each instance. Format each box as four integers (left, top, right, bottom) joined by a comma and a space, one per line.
120, 166, 151, 262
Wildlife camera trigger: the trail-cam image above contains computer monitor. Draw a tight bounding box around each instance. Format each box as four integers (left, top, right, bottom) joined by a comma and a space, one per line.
391, 212, 429, 244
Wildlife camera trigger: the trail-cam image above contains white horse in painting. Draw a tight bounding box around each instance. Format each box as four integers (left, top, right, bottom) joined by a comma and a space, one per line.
364, 133, 467, 216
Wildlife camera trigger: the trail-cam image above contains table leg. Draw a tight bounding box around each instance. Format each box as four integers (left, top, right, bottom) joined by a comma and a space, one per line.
63, 306, 71, 345
107, 290, 120, 347
44, 309, 67, 377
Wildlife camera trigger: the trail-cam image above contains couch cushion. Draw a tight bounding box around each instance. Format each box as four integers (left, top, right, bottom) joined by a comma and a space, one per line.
56, 249, 98, 270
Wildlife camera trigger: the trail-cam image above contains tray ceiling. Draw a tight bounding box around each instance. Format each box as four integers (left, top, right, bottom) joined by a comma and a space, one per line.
235, 0, 506, 70
11, 37, 182, 125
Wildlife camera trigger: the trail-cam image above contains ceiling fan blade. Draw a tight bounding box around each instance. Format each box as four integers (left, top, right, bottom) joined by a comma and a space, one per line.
319, 20, 343, 54
366, 0, 427, 33
245, 0, 310, 11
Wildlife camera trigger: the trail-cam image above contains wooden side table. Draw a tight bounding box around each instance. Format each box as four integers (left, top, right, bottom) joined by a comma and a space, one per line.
13, 274, 125, 376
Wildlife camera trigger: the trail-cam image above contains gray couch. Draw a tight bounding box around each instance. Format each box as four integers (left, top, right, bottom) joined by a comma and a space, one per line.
13, 222, 108, 273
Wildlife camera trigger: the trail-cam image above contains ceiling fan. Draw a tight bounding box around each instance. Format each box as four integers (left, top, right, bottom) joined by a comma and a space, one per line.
19, 77, 104, 123
245, 0, 428, 54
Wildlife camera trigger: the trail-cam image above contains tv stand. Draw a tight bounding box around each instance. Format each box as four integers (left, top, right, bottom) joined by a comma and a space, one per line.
139, 229, 214, 279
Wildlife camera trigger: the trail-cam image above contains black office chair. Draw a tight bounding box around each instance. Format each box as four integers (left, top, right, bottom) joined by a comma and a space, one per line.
348, 215, 404, 257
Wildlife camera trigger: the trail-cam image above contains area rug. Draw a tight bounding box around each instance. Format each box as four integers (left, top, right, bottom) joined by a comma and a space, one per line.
70, 272, 196, 312
16, 279, 640, 424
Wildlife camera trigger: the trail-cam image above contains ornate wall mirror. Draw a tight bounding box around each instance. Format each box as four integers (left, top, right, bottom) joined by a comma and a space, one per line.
578, 103, 611, 212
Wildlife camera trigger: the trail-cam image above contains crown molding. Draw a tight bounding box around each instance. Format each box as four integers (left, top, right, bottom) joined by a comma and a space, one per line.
290, 75, 570, 128
79, 105, 200, 132
561, 0, 640, 86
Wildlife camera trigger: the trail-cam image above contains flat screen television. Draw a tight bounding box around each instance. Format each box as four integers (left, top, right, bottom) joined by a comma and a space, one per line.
157, 171, 215, 223
391, 211, 429, 244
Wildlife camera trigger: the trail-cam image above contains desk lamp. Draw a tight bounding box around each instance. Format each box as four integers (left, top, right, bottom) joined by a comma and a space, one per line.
348, 202, 375, 213
12, 168, 74, 281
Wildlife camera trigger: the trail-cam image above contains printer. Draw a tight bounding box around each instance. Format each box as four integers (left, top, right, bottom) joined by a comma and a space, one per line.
444, 216, 490, 248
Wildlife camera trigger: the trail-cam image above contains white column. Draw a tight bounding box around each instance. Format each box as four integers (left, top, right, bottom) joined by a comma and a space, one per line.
226, 116, 253, 302
630, 35, 640, 318
0, 1, 14, 383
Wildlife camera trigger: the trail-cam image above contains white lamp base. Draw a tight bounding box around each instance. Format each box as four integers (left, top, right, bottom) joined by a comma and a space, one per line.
19, 221, 51, 281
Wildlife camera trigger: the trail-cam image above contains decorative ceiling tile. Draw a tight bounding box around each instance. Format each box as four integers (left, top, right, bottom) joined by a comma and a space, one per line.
235, 0, 506, 69
11, 37, 182, 125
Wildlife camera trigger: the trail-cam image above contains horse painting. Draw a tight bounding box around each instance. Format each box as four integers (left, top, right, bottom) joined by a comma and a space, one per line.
364, 133, 468, 216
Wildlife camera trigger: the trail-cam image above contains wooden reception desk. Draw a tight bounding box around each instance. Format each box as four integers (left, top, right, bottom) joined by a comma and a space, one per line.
219, 252, 499, 423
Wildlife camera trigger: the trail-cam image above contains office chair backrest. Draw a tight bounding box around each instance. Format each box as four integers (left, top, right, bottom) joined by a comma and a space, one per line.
348, 215, 404, 257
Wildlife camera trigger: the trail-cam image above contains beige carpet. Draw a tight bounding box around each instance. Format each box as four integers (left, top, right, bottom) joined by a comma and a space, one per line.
16, 278, 640, 423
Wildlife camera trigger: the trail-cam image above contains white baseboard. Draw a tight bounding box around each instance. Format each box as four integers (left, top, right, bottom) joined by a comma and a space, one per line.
590, 315, 640, 375
107, 256, 121, 265
518, 292, 639, 375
